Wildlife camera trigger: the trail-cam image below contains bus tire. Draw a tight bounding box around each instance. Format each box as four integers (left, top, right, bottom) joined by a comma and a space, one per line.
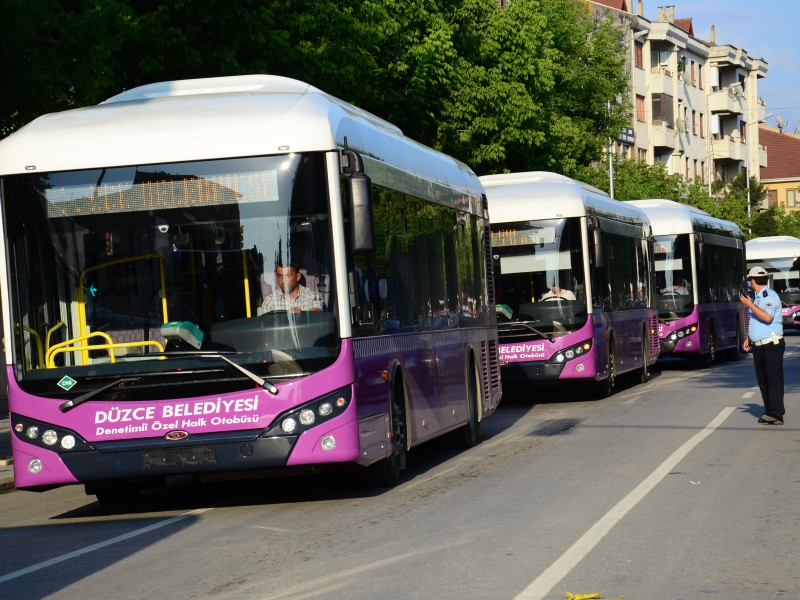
724, 318, 743, 361
449, 357, 483, 448
367, 375, 408, 487
639, 326, 650, 384
594, 341, 616, 399
699, 328, 716, 367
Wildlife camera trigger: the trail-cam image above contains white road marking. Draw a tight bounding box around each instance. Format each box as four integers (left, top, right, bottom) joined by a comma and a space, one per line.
513, 406, 736, 600
0, 507, 213, 584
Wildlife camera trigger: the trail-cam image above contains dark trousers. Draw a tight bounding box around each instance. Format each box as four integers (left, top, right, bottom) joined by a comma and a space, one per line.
752, 339, 785, 418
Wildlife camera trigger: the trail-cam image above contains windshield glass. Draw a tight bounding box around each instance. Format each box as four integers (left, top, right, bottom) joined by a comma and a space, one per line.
751, 257, 800, 305
4, 153, 339, 399
491, 218, 587, 338
653, 234, 694, 320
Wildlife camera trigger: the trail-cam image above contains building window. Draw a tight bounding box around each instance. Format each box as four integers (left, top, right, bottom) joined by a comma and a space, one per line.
690, 61, 696, 85
698, 64, 704, 89
635, 41, 644, 69
692, 110, 697, 135
636, 95, 646, 122
699, 113, 705, 138
652, 93, 674, 124
788, 189, 797, 208
701, 161, 705, 184
637, 148, 647, 161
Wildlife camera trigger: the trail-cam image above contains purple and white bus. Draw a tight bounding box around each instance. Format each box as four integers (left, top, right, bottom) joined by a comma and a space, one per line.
628, 200, 747, 365
0, 76, 501, 504
746, 236, 800, 331
481, 172, 659, 398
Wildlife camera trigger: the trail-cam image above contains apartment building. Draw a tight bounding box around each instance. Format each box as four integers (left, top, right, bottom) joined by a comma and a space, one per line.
759, 125, 800, 211
588, 1, 769, 192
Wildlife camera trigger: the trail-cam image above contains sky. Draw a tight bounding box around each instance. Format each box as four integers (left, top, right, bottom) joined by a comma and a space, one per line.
642, 0, 800, 133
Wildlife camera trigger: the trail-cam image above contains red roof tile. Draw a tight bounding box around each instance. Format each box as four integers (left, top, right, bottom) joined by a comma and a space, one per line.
590, 0, 630, 11
674, 18, 694, 36
760, 125, 800, 180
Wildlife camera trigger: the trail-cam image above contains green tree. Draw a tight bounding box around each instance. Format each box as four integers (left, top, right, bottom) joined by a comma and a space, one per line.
1, 0, 631, 179
0, 0, 130, 135
774, 205, 800, 238
437, 0, 628, 174
573, 157, 682, 200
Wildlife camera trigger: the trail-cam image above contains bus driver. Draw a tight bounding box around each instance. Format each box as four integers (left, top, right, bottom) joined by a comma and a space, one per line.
260, 261, 324, 314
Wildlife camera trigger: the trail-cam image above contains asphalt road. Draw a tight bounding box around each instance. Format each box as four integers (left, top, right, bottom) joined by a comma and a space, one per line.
1, 336, 799, 600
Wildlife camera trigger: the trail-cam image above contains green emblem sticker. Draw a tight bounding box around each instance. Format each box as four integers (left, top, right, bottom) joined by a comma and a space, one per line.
57, 376, 77, 391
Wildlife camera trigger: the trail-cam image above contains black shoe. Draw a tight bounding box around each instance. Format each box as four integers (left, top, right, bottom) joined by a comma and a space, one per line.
758, 415, 784, 425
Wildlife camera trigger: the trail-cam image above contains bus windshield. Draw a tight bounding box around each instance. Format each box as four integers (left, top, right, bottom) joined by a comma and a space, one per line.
491, 217, 587, 336
4, 152, 339, 400
755, 257, 800, 305
653, 234, 694, 320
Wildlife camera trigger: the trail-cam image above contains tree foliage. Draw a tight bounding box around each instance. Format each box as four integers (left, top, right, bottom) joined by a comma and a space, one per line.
0, 0, 627, 175
573, 156, 683, 201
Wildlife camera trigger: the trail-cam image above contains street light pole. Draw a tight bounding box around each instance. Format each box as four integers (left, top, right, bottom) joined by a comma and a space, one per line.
745, 113, 774, 235
608, 101, 614, 199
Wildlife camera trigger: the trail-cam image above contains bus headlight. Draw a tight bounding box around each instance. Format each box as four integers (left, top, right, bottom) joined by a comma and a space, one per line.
10, 415, 91, 453
299, 409, 315, 426
263, 387, 352, 438
549, 340, 592, 366
28, 458, 43, 474
320, 435, 336, 451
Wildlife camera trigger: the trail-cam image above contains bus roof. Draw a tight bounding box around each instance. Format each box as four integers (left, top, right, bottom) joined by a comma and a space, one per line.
0, 75, 480, 198
627, 199, 744, 239
480, 171, 647, 225
746, 235, 800, 260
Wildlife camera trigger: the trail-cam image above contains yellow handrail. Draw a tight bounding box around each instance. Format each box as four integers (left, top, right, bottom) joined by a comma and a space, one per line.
76, 253, 169, 363
47, 339, 165, 368
45, 331, 115, 367
20, 325, 44, 369
242, 248, 252, 317
45, 321, 65, 357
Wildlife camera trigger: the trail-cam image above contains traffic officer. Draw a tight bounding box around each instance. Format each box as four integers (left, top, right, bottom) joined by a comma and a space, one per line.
740, 266, 785, 425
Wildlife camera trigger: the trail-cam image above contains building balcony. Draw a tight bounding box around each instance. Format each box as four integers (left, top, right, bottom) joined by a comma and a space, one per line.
708, 89, 744, 115
649, 67, 673, 95
712, 135, 745, 162
651, 120, 675, 149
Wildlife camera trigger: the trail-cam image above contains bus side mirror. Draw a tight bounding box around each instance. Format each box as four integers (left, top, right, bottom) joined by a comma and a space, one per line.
342, 149, 375, 254
695, 233, 705, 272
589, 217, 606, 268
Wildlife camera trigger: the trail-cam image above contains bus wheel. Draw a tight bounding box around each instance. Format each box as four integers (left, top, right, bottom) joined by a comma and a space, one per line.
700, 330, 716, 367
594, 342, 616, 399
724, 319, 743, 361
368, 378, 407, 487
449, 359, 483, 448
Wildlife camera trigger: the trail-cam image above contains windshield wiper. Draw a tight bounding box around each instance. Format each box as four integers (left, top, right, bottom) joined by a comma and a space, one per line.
153, 351, 279, 395
59, 377, 142, 413
498, 322, 555, 343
